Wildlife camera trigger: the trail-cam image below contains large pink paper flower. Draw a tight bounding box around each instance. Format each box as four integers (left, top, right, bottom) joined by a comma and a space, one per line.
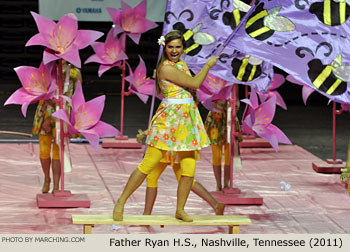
26, 12, 103, 68
4, 61, 57, 117
341, 103, 350, 112
52, 83, 120, 150
125, 56, 155, 103
85, 29, 128, 77
286, 75, 315, 105
258, 73, 287, 110
241, 90, 291, 151
106, 0, 158, 44
241, 87, 259, 117
196, 73, 232, 112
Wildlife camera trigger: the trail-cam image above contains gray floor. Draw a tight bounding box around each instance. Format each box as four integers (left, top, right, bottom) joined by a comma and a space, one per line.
0, 93, 349, 162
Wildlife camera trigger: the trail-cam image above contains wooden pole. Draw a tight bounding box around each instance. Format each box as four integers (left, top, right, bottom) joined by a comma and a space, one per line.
58, 59, 65, 192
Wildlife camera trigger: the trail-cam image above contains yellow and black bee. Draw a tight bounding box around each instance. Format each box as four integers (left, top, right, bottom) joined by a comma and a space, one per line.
173, 22, 216, 56
223, 0, 254, 30
309, 0, 350, 26
245, 2, 295, 41
307, 54, 348, 95
231, 55, 262, 82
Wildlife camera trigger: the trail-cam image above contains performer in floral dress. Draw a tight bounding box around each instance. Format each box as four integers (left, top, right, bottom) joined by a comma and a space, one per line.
205, 96, 243, 191
113, 30, 218, 222
33, 61, 81, 193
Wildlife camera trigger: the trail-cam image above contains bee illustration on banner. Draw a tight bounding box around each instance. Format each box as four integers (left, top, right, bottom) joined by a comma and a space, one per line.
245, 2, 295, 41
307, 54, 350, 96
209, 0, 254, 30
164, 9, 216, 56
173, 22, 216, 56
309, 0, 350, 26
222, 0, 255, 30
231, 54, 263, 82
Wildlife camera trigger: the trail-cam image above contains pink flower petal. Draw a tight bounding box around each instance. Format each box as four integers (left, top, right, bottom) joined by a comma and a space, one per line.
4, 89, 43, 117
302, 86, 315, 105
4, 89, 33, 105
134, 91, 149, 104
14, 66, 47, 95
71, 83, 85, 111
133, 0, 147, 17
121, 0, 133, 12
341, 103, 350, 111
127, 33, 142, 44
52, 109, 71, 126
106, 7, 122, 25
60, 47, 81, 68
267, 124, 292, 145
74, 95, 105, 130
80, 130, 101, 151
258, 92, 268, 103
55, 14, 78, 42
98, 64, 114, 77
212, 86, 232, 101
25, 33, 51, 48
254, 96, 276, 126
85, 42, 106, 64
269, 73, 285, 90
85, 53, 105, 65
286, 75, 304, 86
93, 121, 120, 138
134, 56, 147, 81
256, 126, 279, 151
125, 75, 136, 87
242, 114, 256, 135
129, 18, 158, 34
197, 88, 211, 104
137, 79, 155, 95
43, 49, 60, 65
249, 88, 259, 109
30, 12, 56, 35
273, 91, 287, 110
75, 30, 104, 49
111, 25, 125, 37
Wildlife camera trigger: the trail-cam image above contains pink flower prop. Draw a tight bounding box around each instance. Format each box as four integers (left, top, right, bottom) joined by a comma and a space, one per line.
341, 103, 350, 112
197, 73, 233, 112
241, 88, 260, 135
258, 73, 287, 110
125, 56, 155, 103
52, 83, 120, 150
106, 0, 158, 44
241, 93, 291, 151
25, 12, 103, 68
4, 61, 57, 117
286, 75, 315, 105
85, 29, 128, 77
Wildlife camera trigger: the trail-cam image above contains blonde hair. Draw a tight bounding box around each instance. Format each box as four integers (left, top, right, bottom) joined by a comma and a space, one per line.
155, 30, 185, 94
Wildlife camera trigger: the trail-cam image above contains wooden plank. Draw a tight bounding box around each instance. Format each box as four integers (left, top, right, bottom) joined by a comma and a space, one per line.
72, 214, 252, 226
101, 138, 142, 149
83, 224, 93, 234
229, 225, 240, 234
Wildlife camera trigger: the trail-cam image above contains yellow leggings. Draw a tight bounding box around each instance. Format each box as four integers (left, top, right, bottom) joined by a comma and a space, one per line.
212, 143, 230, 166
146, 162, 197, 188
138, 145, 196, 179
39, 134, 60, 160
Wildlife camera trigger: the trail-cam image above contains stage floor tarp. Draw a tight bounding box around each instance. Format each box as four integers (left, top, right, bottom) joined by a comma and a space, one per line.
0, 143, 349, 234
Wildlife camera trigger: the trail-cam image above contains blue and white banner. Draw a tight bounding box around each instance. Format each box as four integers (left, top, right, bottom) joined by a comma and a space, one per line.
39, 0, 167, 22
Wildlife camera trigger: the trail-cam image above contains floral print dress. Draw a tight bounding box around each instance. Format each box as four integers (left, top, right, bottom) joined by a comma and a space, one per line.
146, 60, 210, 162
32, 65, 79, 136
205, 100, 242, 145
204, 100, 228, 145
